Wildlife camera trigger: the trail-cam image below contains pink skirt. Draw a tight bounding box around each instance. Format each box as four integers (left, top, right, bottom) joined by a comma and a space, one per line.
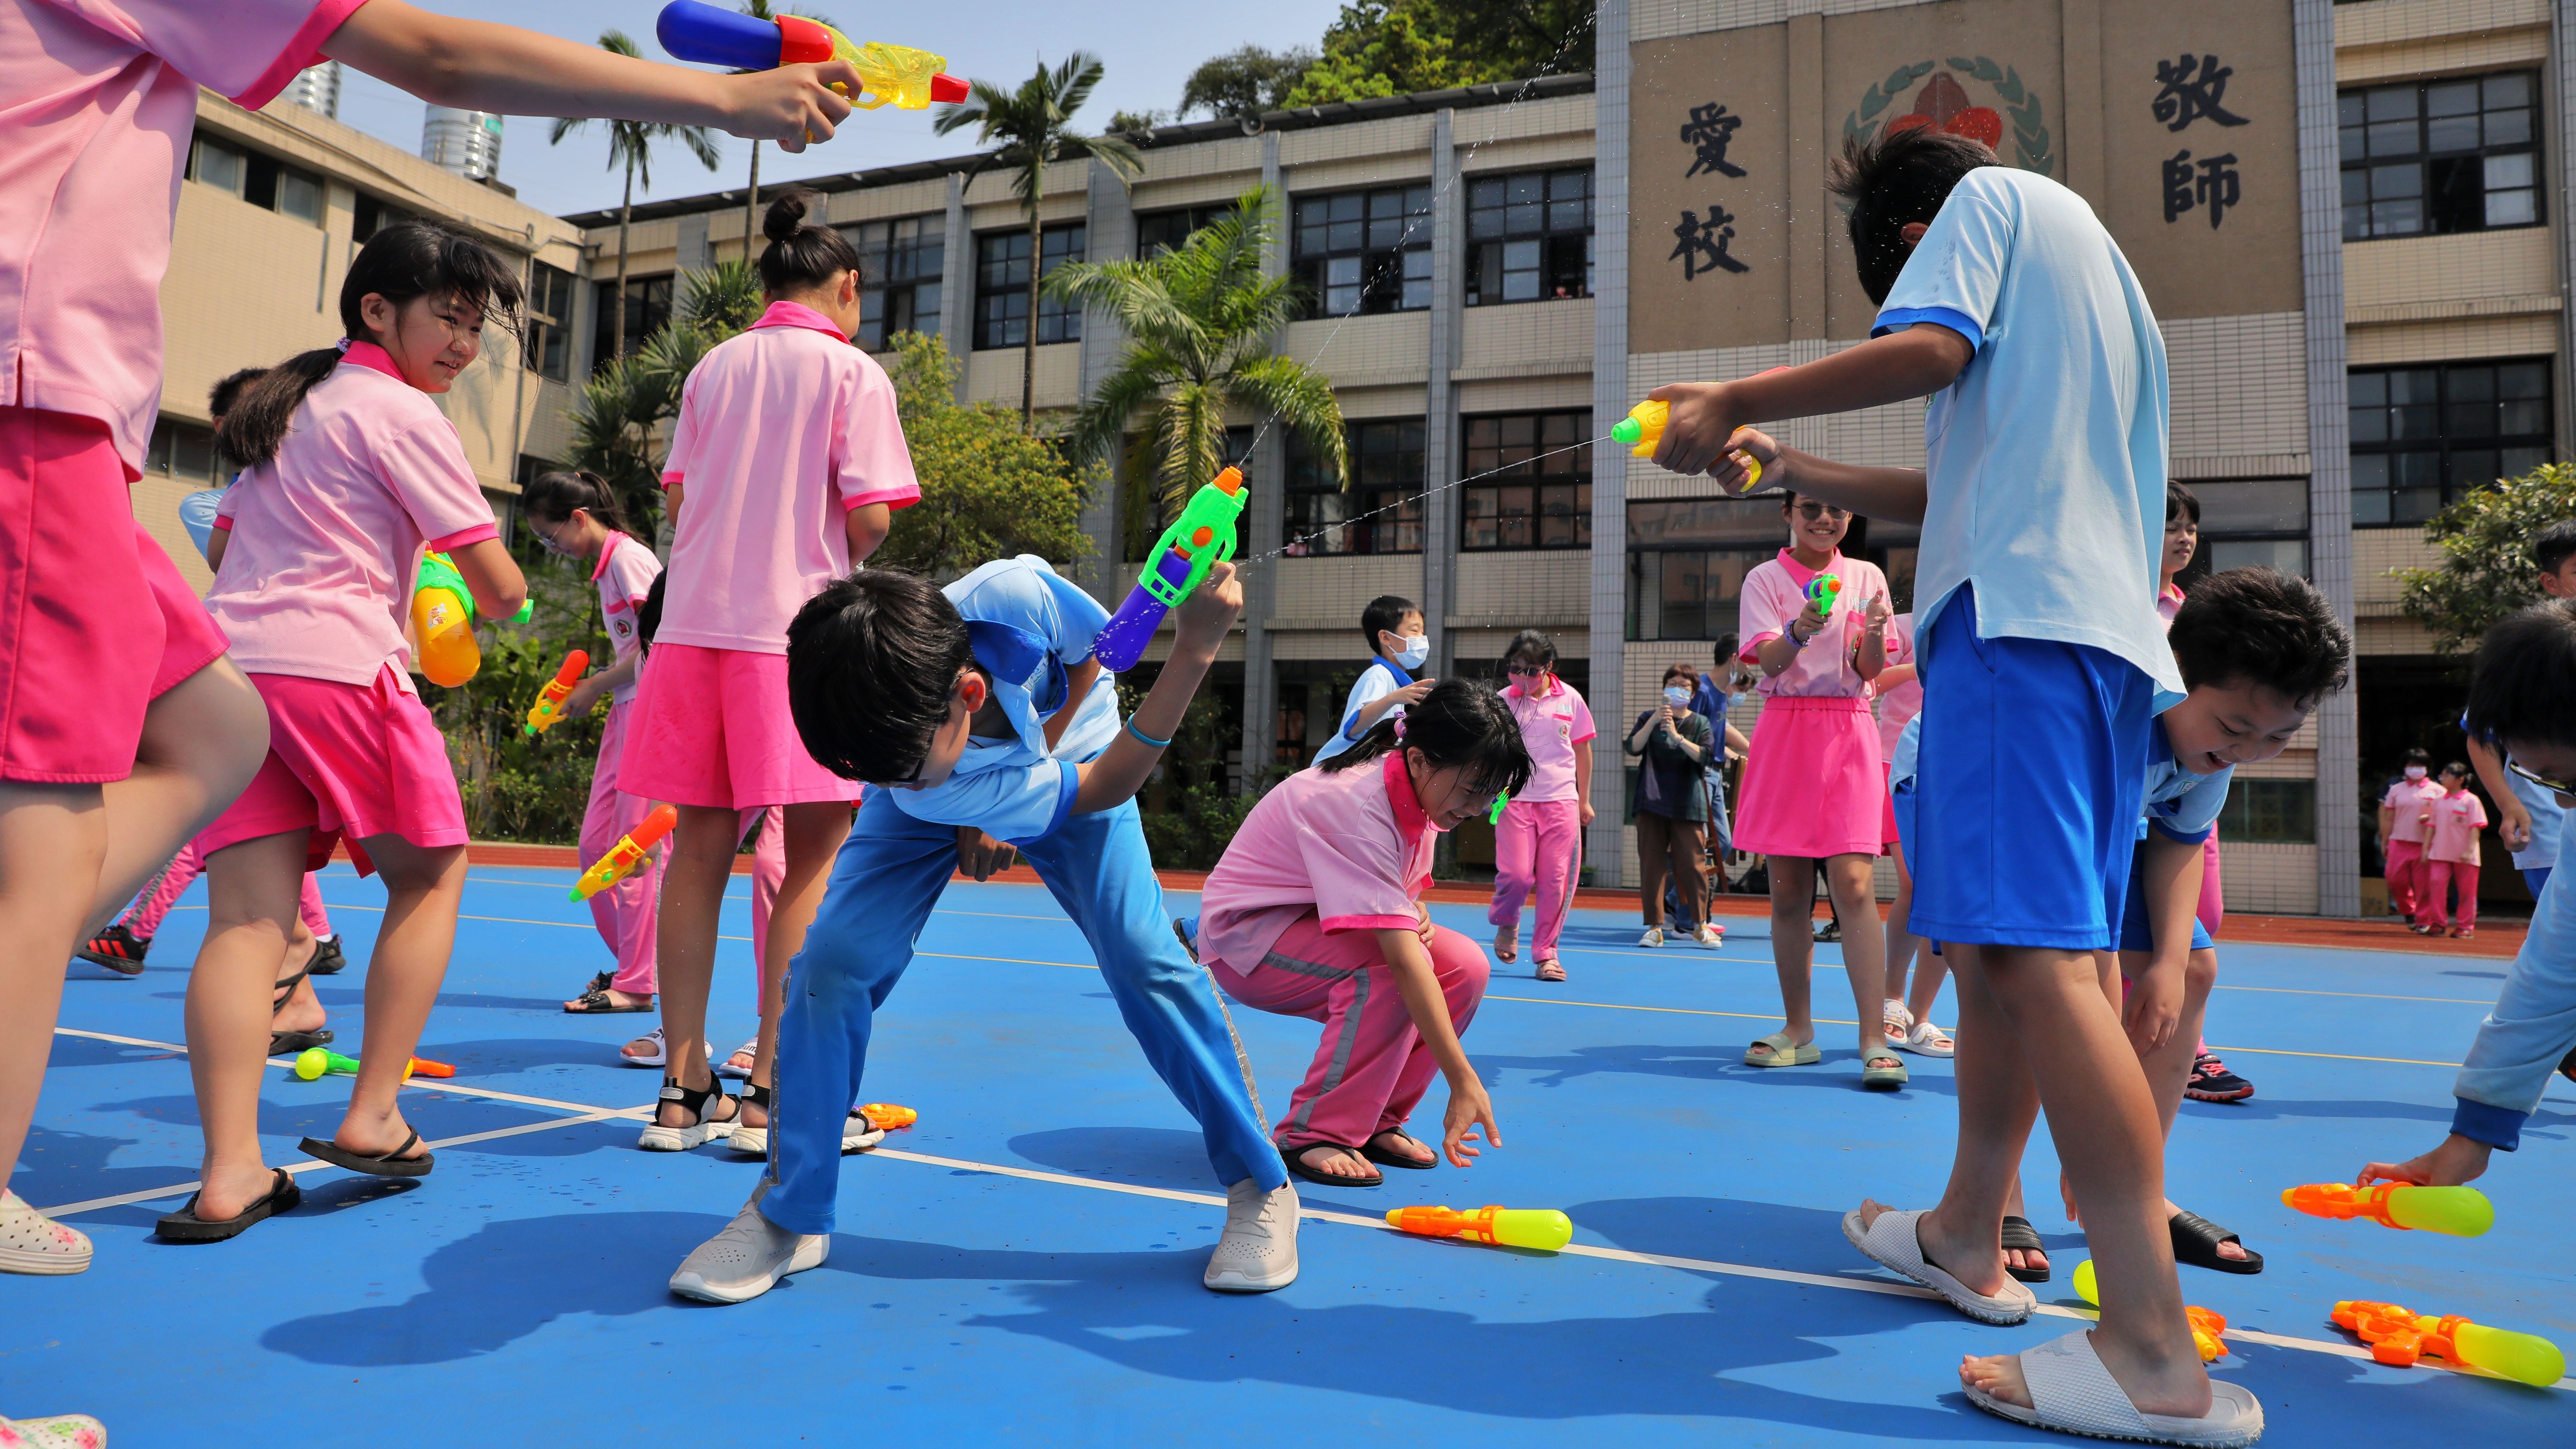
1733, 695, 1885, 860
197, 665, 467, 876
617, 642, 852, 809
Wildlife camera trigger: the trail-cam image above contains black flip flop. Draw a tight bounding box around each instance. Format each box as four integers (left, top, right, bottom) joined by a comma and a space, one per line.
157, 1168, 301, 1242
562, 987, 651, 1014
1360, 1130, 1438, 1171
2000, 1213, 2051, 1283
299, 1129, 434, 1179
1281, 1144, 1383, 1189
269, 1029, 334, 1055
2169, 1208, 2264, 1274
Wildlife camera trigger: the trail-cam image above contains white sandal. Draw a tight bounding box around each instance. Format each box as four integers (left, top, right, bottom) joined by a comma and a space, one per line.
620, 1025, 668, 1068
1965, 1329, 2263, 1447
713, 1038, 759, 1080
1882, 998, 1914, 1043
1899, 1019, 1955, 1058
1842, 1206, 2033, 1325
0, 1189, 92, 1275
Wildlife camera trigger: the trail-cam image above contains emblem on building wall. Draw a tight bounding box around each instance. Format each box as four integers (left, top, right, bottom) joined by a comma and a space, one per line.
1843, 58, 2052, 176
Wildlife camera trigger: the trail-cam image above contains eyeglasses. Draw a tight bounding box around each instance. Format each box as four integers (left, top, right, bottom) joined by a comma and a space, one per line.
2509, 757, 2576, 797
1793, 503, 1848, 521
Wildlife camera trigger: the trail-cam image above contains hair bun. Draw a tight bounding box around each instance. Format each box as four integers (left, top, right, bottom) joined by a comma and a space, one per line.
764, 190, 812, 241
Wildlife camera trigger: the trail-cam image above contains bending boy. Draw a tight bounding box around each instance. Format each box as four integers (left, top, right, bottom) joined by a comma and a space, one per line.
1649, 127, 2259, 1442
670, 555, 1294, 1303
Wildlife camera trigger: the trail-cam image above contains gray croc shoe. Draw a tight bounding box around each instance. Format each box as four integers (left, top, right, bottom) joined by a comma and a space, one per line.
1965, 1329, 2263, 1447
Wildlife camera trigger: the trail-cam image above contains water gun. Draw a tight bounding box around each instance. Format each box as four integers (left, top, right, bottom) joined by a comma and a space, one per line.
411, 552, 533, 688
655, 0, 966, 110
2072, 1260, 2228, 1363
1805, 573, 1842, 614
570, 803, 679, 902
2282, 1181, 2493, 1237
1487, 792, 1510, 825
2332, 1300, 2565, 1386
859, 1103, 918, 1130
1610, 400, 1762, 488
523, 650, 591, 736
292, 1048, 455, 1081
1093, 467, 1246, 672
1385, 1205, 1574, 1252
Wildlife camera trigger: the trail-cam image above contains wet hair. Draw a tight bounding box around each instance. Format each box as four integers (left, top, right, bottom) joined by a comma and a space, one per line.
2167, 482, 2201, 527
637, 572, 665, 654
1361, 594, 1420, 655
2534, 519, 2576, 577
2402, 747, 2431, 767
1828, 127, 1996, 306
758, 189, 863, 296
785, 567, 973, 784
2465, 600, 2576, 752
521, 468, 633, 538
2440, 760, 2471, 779
218, 222, 523, 466
208, 367, 268, 422
2168, 567, 2351, 706
1504, 629, 1556, 670
1317, 678, 1534, 801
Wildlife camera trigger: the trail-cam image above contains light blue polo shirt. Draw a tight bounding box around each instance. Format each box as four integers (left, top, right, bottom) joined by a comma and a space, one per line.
886, 555, 1120, 845
2138, 716, 2232, 844
1874, 165, 2183, 709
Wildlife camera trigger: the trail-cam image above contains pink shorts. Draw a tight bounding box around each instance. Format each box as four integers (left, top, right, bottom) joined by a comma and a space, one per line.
617, 642, 850, 809
197, 665, 467, 876
0, 406, 230, 783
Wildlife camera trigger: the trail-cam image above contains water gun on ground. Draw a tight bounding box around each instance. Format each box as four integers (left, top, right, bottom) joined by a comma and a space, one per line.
655, 0, 966, 110
2333, 1300, 2565, 1386
1385, 1205, 1573, 1252
1092, 467, 1247, 672
570, 803, 680, 902
2282, 1181, 2494, 1236
292, 1048, 455, 1082
2072, 1260, 2228, 1363
1612, 401, 1763, 489
412, 551, 532, 688
859, 1104, 917, 1130
523, 650, 591, 736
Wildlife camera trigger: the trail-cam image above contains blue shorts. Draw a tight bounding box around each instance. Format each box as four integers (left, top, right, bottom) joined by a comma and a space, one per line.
1891, 777, 1917, 860
2116, 833, 2217, 953
2526, 867, 2553, 899
1910, 586, 2155, 952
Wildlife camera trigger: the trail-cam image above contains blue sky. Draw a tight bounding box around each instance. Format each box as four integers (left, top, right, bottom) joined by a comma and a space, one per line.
332, 0, 1346, 217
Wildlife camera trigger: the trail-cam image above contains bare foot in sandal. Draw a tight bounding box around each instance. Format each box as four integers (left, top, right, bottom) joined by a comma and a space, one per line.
1295, 1144, 1379, 1180
1534, 958, 1566, 982
1367, 1129, 1435, 1167
1492, 924, 1517, 963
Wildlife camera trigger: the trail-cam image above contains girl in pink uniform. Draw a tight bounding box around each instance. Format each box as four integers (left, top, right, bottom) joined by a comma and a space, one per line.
1487, 630, 1594, 982
168, 224, 530, 1241
626, 192, 919, 1153
1732, 493, 1902, 1089
2423, 762, 2489, 937
1199, 681, 1528, 1187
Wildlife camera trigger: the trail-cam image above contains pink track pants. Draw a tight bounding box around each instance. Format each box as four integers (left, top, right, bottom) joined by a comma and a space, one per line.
1209, 910, 1487, 1154
2424, 860, 2479, 932
2384, 838, 2425, 920
123, 841, 329, 940
1488, 797, 1582, 962
582, 699, 786, 996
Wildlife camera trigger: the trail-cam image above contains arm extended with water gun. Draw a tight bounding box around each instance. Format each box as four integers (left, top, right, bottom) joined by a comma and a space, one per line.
1615, 401, 1763, 490
524, 650, 592, 736
1092, 467, 1247, 672
570, 803, 679, 902
1385, 1205, 1574, 1252
2332, 1301, 2565, 1385
412, 551, 534, 688
656, 0, 966, 110
2283, 1181, 2494, 1237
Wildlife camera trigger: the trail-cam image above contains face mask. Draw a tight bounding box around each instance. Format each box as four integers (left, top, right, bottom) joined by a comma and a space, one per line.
2404, 765, 2427, 780
1390, 634, 1430, 670
1664, 686, 1692, 708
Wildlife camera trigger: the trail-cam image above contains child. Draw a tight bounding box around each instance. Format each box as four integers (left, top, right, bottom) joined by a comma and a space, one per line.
669, 555, 1292, 1303
1488, 631, 1594, 982
624, 192, 917, 1155
1875, 613, 1952, 1058
155, 223, 529, 1242
1649, 126, 2257, 1437
2361, 599, 2576, 1188
1733, 492, 1901, 1089
1624, 664, 1720, 948
1205, 680, 1525, 1184
2156, 487, 2254, 1105
2463, 519, 2576, 898
2378, 747, 2443, 924
1312, 595, 1431, 763
2422, 762, 2489, 938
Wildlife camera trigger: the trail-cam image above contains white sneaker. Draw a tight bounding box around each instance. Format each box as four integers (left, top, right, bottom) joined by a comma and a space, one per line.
0, 1189, 92, 1275
1204, 1178, 1299, 1293
1694, 923, 1724, 948
0, 1412, 107, 1448
713, 1038, 759, 1080
669, 1188, 828, 1304
1637, 926, 1666, 947
729, 1109, 886, 1158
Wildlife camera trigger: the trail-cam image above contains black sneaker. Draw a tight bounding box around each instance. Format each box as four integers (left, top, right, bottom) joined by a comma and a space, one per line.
1813, 917, 1842, 943
2185, 1050, 2255, 1103
75, 923, 149, 976
307, 934, 347, 975
2558, 1046, 2576, 1086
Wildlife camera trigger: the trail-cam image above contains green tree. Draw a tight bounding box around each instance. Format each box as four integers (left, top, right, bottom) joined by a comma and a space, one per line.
429, 565, 610, 844
933, 53, 1143, 430
550, 30, 723, 362
566, 261, 765, 536
1042, 186, 1346, 526
873, 331, 1095, 575
2395, 462, 2576, 652
1285, 0, 1594, 106
1179, 46, 1317, 120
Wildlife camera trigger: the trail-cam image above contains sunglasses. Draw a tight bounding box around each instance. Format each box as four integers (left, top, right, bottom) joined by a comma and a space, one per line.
1793, 503, 1848, 521
2509, 757, 2576, 797
1505, 663, 1548, 677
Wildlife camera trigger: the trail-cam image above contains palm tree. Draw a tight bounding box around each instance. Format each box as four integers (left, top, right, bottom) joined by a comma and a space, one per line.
934, 53, 1142, 430
733, 3, 840, 260
550, 29, 722, 364
1043, 186, 1346, 524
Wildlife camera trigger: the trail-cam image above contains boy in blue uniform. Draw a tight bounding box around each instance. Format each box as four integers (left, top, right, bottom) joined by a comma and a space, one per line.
670, 554, 1295, 1303
1649, 127, 2259, 1443
1312, 594, 1430, 764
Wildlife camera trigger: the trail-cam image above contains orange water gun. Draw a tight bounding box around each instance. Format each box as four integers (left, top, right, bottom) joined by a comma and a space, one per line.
523, 650, 590, 736
2283, 1181, 2492, 1236
1385, 1205, 1573, 1251
2186, 1306, 2229, 1363
859, 1103, 917, 1130
2333, 1301, 2565, 1386
569, 803, 678, 902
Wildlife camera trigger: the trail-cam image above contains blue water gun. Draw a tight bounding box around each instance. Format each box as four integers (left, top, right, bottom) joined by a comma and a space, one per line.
1093, 468, 1247, 671
655, 0, 966, 109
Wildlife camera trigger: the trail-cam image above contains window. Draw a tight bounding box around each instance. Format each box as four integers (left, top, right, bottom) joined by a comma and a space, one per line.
145, 417, 220, 483
845, 216, 943, 350
2175, 478, 2309, 587
523, 263, 575, 382
352, 194, 417, 244
1284, 421, 1423, 556
1465, 169, 1592, 305
974, 225, 1084, 350
2340, 72, 2539, 240
188, 135, 246, 198
2218, 779, 2317, 844
1460, 411, 1591, 549
591, 274, 674, 368
2348, 360, 2551, 524
1136, 205, 1229, 258
188, 132, 323, 225
1623, 498, 1783, 641
1291, 186, 1432, 319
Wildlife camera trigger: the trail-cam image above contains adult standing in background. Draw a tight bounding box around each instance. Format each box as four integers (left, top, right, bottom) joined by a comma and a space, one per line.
1626, 664, 1721, 949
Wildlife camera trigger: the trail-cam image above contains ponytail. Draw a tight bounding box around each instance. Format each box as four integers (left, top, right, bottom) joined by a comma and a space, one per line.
218, 220, 525, 466
758, 189, 862, 296
522, 468, 633, 538
1318, 677, 1534, 800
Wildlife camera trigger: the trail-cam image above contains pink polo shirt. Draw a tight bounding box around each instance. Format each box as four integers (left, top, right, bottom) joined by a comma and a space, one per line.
657, 299, 920, 654
206, 342, 498, 687
1198, 751, 1434, 974
592, 530, 661, 705
2426, 788, 2489, 865
2381, 776, 2446, 845
2, 0, 368, 475
1874, 611, 1919, 762
1503, 675, 1595, 803
1738, 549, 1894, 699
2157, 582, 2185, 627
